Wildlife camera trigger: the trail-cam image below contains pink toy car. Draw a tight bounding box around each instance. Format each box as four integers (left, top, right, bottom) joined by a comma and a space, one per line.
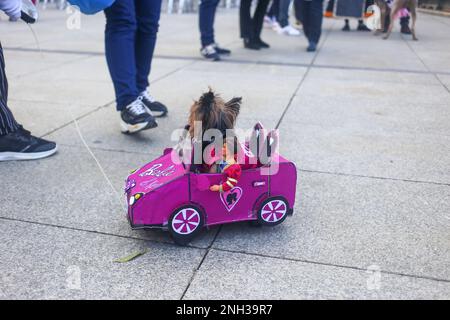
124, 124, 297, 245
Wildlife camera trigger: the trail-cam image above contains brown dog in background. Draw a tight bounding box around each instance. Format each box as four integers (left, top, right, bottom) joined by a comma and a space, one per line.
374, 0, 418, 41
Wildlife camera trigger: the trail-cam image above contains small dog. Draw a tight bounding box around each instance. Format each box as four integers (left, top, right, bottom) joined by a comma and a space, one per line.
374, 0, 418, 41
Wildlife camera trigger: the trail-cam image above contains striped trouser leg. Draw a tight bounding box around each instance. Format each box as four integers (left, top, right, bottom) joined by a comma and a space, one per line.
0, 42, 20, 136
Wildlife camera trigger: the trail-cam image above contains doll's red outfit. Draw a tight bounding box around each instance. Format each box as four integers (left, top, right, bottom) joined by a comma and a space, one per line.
218, 162, 242, 192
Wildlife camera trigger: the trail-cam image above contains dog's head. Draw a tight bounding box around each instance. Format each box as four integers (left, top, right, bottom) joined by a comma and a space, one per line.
188, 88, 241, 140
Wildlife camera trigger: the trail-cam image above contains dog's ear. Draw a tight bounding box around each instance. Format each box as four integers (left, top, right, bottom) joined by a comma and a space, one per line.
225, 97, 242, 117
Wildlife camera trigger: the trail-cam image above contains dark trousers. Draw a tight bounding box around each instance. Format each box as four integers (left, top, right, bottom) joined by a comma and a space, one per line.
295, 0, 324, 44
278, 0, 292, 27
104, 0, 162, 111
0, 43, 19, 136
326, 0, 333, 12
199, 0, 220, 47
240, 0, 270, 41
267, 0, 280, 18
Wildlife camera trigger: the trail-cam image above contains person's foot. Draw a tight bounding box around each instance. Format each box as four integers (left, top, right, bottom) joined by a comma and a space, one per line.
271, 21, 282, 32
263, 15, 273, 28
243, 38, 260, 50
342, 23, 350, 32
357, 23, 371, 31
306, 42, 317, 52
138, 90, 168, 117
324, 11, 333, 18
277, 25, 301, 36
293, 20, 303, 29
256, 38, 270, 49
0, 127, 57, 161
213, 43, 231, 55
200, 44, 221, 61
401, 25, 412, 34
120, 99, 157, 134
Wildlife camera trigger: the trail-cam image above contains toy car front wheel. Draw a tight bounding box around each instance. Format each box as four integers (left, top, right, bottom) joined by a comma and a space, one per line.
257, 197, 288, 226
168, 205, 204, 246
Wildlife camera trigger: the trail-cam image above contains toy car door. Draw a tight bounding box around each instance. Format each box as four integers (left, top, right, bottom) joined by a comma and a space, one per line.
190, 168, 268, 226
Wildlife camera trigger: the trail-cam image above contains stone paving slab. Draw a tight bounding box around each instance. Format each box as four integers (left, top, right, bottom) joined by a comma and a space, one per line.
403, 15, 450, 73
213, 171, 450, 281
1, 8, 449, 300
45, 61, 306, 153
0, 219, 205, 299
314, 25, 426, 72
8, 100, 98, 137
184, 249, 450, 300
0, 145, 217, 248
9, 70, 115, 108
276, 67, 450, 184
3, 50, 87, 79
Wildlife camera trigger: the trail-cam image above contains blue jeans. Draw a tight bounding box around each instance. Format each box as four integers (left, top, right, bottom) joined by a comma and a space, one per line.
105, 0, 162, 111
278, 0, 291, 28
199, 0, 220, 47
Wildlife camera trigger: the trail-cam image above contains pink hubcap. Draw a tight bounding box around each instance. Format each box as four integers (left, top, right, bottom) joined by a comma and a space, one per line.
172, 208, 200, 235
261, 200, 287, 223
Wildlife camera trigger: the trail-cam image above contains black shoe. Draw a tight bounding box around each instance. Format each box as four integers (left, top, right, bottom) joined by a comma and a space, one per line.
357, 23, 371, 32
213, 43, 231, 55
200, 45, 221, 61
401, 25, 412, 35
243, 38, 260, 50
138, 91, 168, 117
342, 23, 350, 32
0, 127, 57, 161
306, 42, 317, 52
256, 38, 270, 49
120, 99, 157, 134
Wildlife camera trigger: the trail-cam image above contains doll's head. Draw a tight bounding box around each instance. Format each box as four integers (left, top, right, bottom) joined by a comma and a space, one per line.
188, 88, 241, 141
222, 136, 239, 161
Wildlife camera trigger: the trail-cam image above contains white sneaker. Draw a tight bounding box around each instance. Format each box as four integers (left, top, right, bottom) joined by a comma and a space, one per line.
272, 21, 282, 32
264, 15, 272, 28
277, 25, 301, 36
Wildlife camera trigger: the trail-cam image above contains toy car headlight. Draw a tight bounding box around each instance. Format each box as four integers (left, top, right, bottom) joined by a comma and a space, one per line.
129, 193, 143, 206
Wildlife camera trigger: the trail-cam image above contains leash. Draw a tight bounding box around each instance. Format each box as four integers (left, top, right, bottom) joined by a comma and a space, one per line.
22, 4, 127, 212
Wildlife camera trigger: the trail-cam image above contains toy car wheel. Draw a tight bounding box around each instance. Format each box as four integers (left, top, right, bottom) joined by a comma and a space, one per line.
257, 197, 288, 226
168, 205, 204, 245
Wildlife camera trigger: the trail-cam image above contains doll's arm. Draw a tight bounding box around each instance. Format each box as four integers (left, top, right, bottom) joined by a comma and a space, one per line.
219, 164, 241, 192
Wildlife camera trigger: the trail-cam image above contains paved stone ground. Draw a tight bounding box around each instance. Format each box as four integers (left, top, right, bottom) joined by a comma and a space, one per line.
0, 7, 449, 299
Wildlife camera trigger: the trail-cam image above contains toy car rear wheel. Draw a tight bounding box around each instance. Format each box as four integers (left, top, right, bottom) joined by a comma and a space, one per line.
257, 197, 289, 226
168, 205, 204, 246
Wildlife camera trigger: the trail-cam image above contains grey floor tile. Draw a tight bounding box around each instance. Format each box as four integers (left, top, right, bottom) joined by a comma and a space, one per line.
213, 171, 450, 280
184, 249, 450, 299
0, 145, 217, 248
0, 219, 205, 299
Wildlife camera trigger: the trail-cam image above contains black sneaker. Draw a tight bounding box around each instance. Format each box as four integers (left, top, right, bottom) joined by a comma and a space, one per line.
138, 91, 168, 117
401, 25, 412, 35
200, 45, 221, 61
243, 38, 260, 50
357, 23, 371, 32
213, 43, 231, 55
342, 23, 350, 32
306, 42, 317, 52
0, 127, 57, 161
120, 99, 157, 134
256, 38, 270, 49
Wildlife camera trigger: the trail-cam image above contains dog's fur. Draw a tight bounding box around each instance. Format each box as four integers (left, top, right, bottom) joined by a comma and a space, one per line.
188, 89, 241, 141
374, 0, 418, 40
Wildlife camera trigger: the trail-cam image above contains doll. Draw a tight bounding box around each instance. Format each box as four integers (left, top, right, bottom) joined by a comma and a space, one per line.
209, 137, 242, 193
